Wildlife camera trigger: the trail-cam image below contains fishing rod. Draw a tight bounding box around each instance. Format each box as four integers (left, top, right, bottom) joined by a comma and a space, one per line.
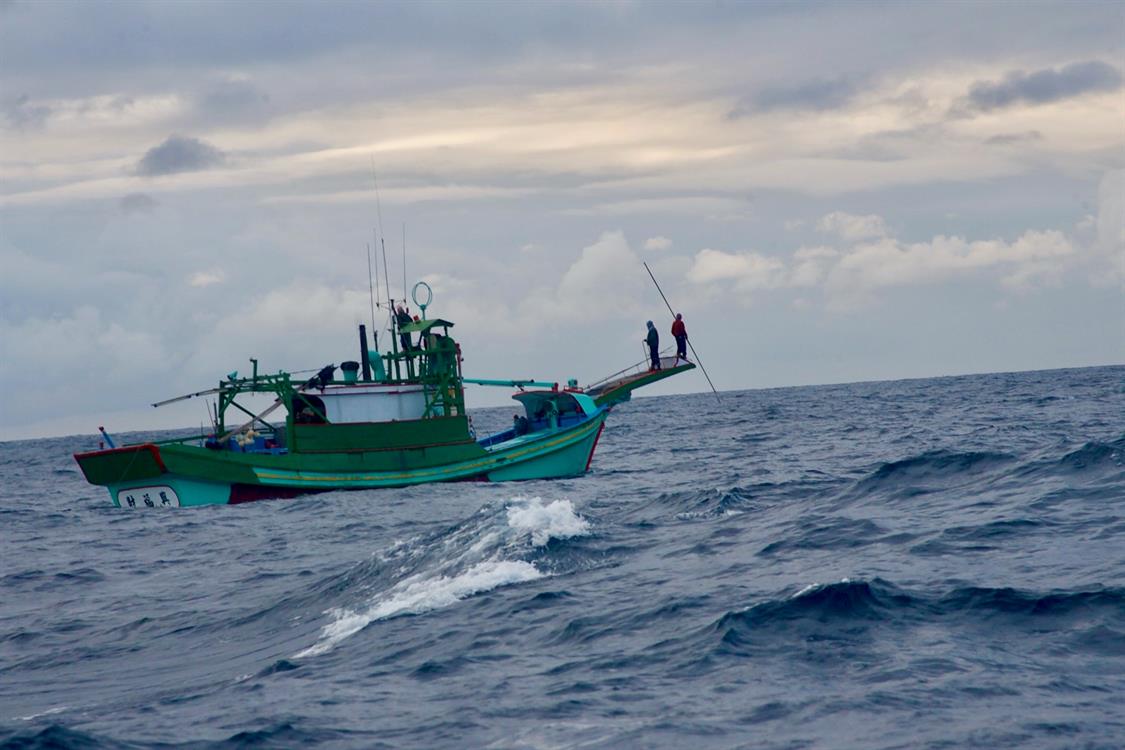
642, 261, 720, 402
152, 385, 224, 408
152, 366, 330, 409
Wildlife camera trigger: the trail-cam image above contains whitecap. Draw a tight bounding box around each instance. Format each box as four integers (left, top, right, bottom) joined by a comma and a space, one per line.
506, 497, 590, 547
295, 496, 590, 659
17, 705, 67, 721
296, 559, 541, 658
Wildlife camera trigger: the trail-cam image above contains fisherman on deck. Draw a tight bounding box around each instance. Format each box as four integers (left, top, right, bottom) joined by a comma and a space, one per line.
671, 313, 688, 362
395, 304, 413, 351
645, 320, 661, 371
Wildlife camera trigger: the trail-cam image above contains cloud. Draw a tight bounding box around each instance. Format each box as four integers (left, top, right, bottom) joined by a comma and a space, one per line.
3, 2, 1125, 438
197, 76, 272, 124
2, 93, 51, 130
566, 196, 752, 219
731, 76, 861, 118
828, 125, 946, 163
686, 245, 837, 291
687, 248, 787, 289
983, 131, 1043, 146
644, 236, 672, 251
136, 134, 225, 176
521, 231, 647, 324
828, 230, 1074, 300
816, 211, 888, 241
188, 269, 225, 287
957, 60, 1122, 113
1091, 169, 1125, 284
556, 231, 642, 310
790, 246, 840, 287
0, 306, 171, 426
687, 211, 1082, 308
119, 192, 158, 213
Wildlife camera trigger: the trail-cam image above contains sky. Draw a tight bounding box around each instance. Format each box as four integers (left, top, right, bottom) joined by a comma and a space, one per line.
0, 0, 1122, 440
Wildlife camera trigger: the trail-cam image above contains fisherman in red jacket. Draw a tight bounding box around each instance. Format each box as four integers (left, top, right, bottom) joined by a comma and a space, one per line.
671, 313, 688, 362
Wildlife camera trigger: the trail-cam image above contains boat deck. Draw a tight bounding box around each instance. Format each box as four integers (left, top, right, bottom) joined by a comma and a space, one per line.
586, 355, 696, 406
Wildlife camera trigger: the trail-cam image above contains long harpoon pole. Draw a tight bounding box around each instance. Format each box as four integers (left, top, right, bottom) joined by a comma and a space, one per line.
642, 261, 720, 401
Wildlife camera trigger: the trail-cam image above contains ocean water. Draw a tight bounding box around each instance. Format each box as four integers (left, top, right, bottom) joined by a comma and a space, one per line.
1, 365, 1123, 749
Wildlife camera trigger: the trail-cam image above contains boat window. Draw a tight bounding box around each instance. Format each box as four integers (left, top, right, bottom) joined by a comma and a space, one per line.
293, 394, 328, 424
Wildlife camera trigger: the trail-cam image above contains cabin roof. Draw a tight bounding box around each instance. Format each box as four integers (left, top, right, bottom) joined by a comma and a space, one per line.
399, 318, 455, 334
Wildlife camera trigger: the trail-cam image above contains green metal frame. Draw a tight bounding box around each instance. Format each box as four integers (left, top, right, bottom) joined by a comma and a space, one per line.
205, 320, 467, 454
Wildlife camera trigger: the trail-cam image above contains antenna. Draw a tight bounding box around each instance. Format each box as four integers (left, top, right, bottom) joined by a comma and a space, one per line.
370, 156, 386, 250
402, 222, 407, 300
372, 228, 382, 308
381, 237, 392, 311
366, 242, 376, 336
369, 156, 394, 313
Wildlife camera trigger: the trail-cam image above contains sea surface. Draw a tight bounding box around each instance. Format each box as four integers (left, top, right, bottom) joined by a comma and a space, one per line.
1, 365, 1124, 749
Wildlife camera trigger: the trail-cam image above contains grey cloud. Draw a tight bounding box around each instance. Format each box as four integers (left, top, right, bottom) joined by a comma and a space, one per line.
120, 193, 159, 213
198, 78, 271, 124
959, 60, 1122, 113
3, 94, 51, 130
136, 135, 225, 176
984, 131, 1043, 146
826, 125, 945, 162
728, 76, 861, 119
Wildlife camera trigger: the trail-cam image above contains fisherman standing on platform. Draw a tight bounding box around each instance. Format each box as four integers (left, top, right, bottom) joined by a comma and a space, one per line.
645, 321, 661, 371
395, 303, 413, 351
671, 313, 688, 362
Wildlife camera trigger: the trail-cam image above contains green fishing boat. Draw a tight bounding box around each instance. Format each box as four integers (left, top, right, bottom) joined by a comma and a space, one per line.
74, 287, 695, 508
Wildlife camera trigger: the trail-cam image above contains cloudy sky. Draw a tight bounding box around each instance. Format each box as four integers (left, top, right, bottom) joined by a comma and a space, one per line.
1, 1, 1122, 440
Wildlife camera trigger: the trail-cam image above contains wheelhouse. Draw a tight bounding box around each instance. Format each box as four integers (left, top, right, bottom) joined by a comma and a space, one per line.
205, 317, 469, 456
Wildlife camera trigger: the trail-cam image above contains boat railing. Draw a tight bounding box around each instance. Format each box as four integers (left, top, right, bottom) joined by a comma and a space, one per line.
585, 346, 679, 392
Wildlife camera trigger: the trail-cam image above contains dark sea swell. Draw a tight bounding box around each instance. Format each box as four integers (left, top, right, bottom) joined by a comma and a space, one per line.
1, 365, 1123, 748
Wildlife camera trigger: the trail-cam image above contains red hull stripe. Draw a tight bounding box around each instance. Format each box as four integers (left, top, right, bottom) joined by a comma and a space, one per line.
228, 483, 325, 504
73, 443, 167, 472
585, 422, 605, 472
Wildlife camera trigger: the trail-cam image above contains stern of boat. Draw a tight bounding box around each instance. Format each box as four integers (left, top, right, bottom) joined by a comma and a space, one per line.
74, 445, 235, 507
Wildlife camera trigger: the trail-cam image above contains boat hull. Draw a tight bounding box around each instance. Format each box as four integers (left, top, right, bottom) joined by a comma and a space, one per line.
81, 412, 608, 507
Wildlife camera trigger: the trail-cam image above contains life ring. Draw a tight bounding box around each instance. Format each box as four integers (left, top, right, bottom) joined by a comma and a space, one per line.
412, 281, 433, 312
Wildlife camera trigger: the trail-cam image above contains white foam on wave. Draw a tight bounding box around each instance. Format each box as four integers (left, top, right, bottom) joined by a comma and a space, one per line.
792, 583, 820, 598
791, 577, 852, 599
16, 705, 67, 721
295, 497, 589, 659
506, 496, 590, 546
295, 560, 540, 658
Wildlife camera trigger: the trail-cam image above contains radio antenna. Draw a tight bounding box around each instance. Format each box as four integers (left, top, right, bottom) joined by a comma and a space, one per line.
381, 236, 392, 313
366, 242, 376, 335
370, 155, 386, 249
402, 222, 407, 300
369, 156, 394, 317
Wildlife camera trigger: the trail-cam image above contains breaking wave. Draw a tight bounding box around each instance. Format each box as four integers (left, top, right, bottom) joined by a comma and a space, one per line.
295, 497, 590, 658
